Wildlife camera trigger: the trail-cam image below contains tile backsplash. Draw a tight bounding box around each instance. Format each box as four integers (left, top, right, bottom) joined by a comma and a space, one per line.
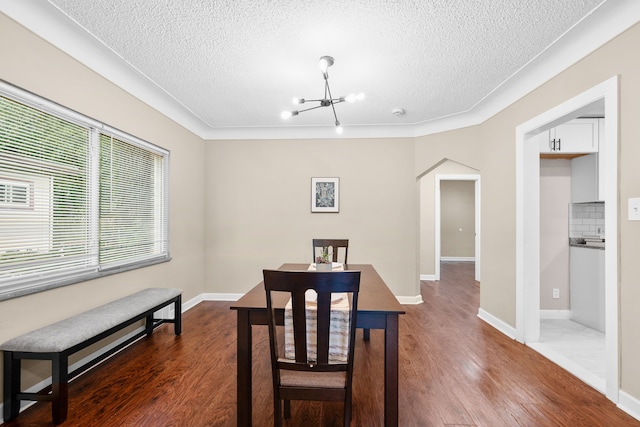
569, 202, 605, 238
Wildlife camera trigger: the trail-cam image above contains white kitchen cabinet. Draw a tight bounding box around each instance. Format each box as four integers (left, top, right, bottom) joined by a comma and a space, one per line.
540, 118, 599, 153
571, 153, 598, 202
570, 246, 605, 332
597, 118, 606, 199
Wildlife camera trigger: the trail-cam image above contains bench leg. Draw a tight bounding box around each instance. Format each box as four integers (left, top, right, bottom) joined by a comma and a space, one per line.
145, 314, 154, 336
174, 295, 182, 335
51, 353, 68, 425
3, 351, 20, 422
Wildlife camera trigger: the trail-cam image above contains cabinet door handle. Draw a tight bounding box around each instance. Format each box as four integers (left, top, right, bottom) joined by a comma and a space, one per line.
550, 139, 554, 151
557, 138, 561, 151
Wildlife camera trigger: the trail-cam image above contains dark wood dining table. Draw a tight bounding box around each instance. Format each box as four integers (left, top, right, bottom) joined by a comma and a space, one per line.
230, 263, 405, 426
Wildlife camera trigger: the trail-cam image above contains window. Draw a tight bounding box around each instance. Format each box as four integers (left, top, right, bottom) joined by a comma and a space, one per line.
0, 81, 169, 300
0, 178, 32, 208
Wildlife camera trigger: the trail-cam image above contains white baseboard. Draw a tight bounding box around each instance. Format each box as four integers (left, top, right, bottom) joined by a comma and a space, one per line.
619, 390, 640, 422
420, 274, 436, 281
202, 292, 244, 301
477, 308, 517, 339
396, 295, 423, 304
540, 309, 571, 319
440, 257, 475, 262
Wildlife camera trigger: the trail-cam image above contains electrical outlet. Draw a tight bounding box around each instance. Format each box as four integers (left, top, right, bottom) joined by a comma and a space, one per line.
553, 288, 560, 299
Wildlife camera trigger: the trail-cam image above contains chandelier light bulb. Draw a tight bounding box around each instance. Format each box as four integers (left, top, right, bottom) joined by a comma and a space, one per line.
318, 55, 334, 74
336, 125, 344, 135
281, 111, 293, 119
345, 93, 365, 103
292, 97, 304, 105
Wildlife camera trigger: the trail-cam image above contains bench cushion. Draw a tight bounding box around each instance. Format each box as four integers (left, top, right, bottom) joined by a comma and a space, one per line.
0, 288, 181, 353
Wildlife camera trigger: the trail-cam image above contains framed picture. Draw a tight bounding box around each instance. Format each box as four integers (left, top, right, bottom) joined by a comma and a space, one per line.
311, 177, 339, 213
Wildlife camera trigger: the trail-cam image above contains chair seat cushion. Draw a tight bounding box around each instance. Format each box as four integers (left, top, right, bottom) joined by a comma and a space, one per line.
280, 369, 346, 388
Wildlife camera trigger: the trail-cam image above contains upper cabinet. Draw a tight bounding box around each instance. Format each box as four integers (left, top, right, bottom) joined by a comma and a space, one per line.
540, 118, 599, 154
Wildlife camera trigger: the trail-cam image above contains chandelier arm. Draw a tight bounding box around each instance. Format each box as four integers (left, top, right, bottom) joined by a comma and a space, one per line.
325, 79, 340, 125
297, 104, 328, 114
299, 98, 328, 103
324, 73, 329, 99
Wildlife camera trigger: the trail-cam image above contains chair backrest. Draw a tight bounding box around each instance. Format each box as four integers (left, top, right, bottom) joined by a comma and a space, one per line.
263, 269, 360, 375
312, 239, 349, 264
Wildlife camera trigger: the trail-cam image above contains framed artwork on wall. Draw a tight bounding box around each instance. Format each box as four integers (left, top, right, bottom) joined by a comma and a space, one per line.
311, 177, 339, 213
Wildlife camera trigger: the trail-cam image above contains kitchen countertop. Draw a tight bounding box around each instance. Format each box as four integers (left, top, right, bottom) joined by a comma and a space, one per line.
569, 237, 605, 250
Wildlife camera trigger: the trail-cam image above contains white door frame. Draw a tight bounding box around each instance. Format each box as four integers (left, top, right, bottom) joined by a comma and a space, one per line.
435, 174, 481, 282
515, 76, 619, 401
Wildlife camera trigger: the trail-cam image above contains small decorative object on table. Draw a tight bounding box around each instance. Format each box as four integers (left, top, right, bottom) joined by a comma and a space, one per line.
315, 247, 332, 270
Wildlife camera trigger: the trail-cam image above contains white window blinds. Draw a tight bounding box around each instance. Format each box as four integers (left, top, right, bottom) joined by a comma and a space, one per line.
0, 82, 169, 299
99, 133, 168, 268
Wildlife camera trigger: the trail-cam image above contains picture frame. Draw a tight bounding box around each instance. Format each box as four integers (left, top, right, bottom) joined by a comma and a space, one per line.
311, 177, 339, 213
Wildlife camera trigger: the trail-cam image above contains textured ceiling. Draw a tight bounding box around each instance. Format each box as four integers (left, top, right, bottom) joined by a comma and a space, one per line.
5, 0, 622, 136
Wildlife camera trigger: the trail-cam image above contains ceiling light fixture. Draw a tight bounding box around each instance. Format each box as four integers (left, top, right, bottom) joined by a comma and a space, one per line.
281, 56, 365, 134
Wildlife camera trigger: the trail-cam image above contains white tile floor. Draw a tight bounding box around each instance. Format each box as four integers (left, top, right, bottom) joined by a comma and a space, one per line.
530, 319, 606, 393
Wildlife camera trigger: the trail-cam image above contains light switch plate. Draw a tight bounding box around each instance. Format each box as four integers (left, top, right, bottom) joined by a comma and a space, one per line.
629, 198, 640, 221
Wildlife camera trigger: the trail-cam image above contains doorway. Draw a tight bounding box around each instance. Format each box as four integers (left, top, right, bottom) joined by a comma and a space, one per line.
515, 77, 619, 401
435, 174, 481, 282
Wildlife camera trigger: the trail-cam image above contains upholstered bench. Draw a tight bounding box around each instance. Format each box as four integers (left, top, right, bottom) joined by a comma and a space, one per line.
1, 287, 182, 425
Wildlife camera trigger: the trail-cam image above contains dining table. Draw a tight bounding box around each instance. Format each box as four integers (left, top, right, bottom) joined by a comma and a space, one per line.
230, 263, 405, 427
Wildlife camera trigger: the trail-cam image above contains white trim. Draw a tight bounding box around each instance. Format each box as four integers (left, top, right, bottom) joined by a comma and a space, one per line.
202, 292, 244, 301
396, 295, 423, 305
619, 391, 640, 423
435, 174, 481, 282
477, 308, 517, 340
1, 0, 638, 140
420, 274, 436, 281
515, 76, 619, 402
440, 257, 475, 262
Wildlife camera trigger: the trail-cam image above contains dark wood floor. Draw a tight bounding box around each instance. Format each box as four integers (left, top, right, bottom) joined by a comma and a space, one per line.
3, 262, 638, 426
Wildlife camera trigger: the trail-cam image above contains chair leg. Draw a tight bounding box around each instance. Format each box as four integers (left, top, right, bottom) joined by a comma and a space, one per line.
344, 395, 352, 427
273, 397, 282, 427
284, 399, 291, 419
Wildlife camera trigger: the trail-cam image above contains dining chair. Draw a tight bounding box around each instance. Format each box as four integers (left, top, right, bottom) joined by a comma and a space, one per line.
312, 238, 349, 264
263, 269, 361, 427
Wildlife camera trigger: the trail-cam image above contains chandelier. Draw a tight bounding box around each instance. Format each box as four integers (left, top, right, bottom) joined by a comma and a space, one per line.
281, 56, 365, 134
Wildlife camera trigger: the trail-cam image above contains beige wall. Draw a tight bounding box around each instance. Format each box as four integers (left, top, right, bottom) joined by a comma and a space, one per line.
540, 159, 571, 310
204, 137, 418, 298
0, 14, 206, 397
